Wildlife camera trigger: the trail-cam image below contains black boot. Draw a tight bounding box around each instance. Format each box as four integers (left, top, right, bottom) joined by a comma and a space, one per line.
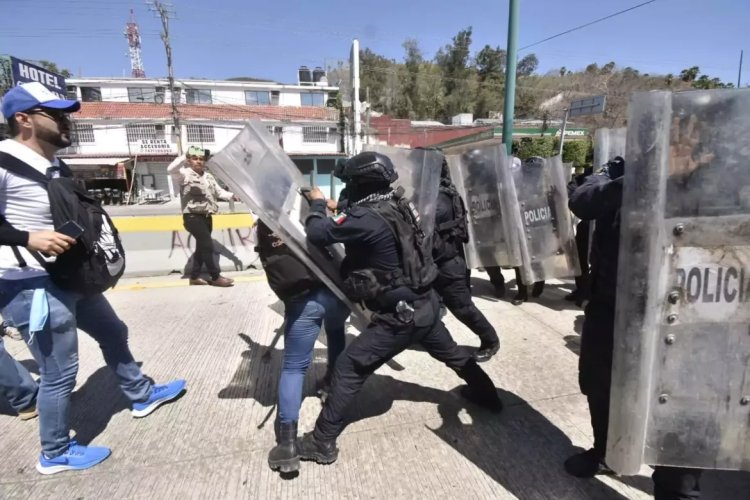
564, 448, 613, 478
268, 420, 299, 473
531, 281, 545, 298
457, 359, 503, 413
473, 340, 500, 363
297, 431, 339, 465
511, 288, 528, 306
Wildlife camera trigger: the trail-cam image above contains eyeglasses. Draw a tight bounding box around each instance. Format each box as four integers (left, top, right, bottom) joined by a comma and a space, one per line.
26, 108, 71, 123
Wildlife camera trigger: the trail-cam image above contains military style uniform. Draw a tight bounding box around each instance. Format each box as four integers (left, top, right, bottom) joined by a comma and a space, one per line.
568, 163, 701, 499
298, 152, 503, 464
433, 179, 499, 362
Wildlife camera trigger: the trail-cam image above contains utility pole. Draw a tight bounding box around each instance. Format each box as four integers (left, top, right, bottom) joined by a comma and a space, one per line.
351, 39, 362, 155
365, 86, 371, 145
148, 1, 182, 155
739, 50, 744, 88
501, 0, 520, 156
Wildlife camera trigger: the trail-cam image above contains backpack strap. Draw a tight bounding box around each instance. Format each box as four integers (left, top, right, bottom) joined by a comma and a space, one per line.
0, 152, 52, 269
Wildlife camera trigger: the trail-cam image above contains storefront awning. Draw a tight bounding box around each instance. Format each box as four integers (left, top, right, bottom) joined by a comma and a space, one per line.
63, 157, 131, 166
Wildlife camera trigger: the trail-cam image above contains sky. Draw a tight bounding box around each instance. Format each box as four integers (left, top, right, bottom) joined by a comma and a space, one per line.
1, 0, 748, 86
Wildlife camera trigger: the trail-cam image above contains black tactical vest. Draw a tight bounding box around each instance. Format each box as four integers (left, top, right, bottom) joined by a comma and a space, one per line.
352, 189, 438, 301
436, 186, 469, 244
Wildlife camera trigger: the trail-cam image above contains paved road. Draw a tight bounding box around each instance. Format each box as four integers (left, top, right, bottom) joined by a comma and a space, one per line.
1, 271, 747, 499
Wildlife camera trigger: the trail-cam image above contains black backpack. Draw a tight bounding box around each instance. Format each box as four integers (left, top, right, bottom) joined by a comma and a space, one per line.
0, 152, 126, 294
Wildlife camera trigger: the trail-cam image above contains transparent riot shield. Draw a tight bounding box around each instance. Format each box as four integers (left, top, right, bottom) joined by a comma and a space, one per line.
362, 144, 443, 238
608, 89, 750, 475
593, 127, 627, 168
445, 142, 522, 269
505, 156, 580, 284
207, 122, 368, 325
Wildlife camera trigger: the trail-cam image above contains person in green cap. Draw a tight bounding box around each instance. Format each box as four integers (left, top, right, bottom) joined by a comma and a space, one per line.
168, 146, 235, 287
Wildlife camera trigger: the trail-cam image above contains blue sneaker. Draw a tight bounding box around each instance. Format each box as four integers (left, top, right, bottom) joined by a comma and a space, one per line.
132, 379, 186, 418
36, 440, 111, 475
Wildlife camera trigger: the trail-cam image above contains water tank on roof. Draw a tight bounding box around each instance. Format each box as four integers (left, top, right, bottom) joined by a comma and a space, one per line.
298, 66, 312, 85
313, 67, 326, 83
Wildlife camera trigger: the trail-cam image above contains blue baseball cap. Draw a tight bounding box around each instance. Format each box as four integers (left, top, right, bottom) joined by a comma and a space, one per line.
1, 82, 80, 119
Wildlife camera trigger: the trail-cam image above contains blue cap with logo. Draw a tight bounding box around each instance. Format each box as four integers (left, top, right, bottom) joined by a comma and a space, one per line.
2, 82, 81, 119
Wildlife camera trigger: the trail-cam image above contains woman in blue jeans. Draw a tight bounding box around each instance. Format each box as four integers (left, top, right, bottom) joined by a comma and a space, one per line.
255, 220, 349, 473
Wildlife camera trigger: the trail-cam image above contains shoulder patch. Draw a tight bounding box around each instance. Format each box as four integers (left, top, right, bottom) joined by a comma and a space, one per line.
332, 212, 348, 225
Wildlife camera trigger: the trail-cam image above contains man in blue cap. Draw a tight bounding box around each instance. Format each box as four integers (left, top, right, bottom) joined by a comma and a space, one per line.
0, 82, 187, 474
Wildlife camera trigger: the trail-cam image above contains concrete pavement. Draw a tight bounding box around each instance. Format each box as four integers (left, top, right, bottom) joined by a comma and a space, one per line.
0, 270, 748, 499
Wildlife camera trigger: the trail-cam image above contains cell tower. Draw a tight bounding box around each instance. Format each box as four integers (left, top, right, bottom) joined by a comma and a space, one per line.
124, 9, 146, 78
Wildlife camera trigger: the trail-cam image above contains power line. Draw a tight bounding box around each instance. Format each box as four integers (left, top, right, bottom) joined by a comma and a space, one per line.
519, 0, 658, 51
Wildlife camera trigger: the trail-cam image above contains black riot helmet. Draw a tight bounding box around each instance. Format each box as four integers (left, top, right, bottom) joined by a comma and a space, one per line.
523, 156, 545, 169
606, 155, 625, 179
337, 151, 399, 184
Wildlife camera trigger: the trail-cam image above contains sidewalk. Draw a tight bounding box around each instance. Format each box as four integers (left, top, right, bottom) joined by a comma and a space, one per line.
0, 271, 747, 499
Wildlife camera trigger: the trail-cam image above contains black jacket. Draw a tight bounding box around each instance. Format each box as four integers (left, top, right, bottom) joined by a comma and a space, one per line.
256, 220, 320, 301
568, 174, 623, 304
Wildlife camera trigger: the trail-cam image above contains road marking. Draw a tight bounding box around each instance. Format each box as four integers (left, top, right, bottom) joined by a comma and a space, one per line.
111, 274, 266, 292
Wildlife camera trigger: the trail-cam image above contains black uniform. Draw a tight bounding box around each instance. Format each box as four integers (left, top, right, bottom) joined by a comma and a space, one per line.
569, 170, 701, 499
433, 185, 499, 354
304, 195, 500, 444
566, 169, 594, 304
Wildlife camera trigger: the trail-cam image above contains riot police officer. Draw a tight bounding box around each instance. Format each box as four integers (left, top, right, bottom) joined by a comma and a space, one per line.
566, 156, 702, 499
297, 151, 503, 465
432, 155, 500, 362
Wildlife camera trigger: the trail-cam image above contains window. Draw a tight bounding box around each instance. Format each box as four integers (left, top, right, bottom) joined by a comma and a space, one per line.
271, 90, 280, 106
172, 87, 181, 104
245, 91, 271, 105
126, 124, 157, 142
66, 86, 78, 100
71, 123, 95, 144
186, 124, 215, 143
81, 87, 102, 102
303, 126, 328, 143
301, 92, 325, 107
185, 89, 212, 104
128, 87, 154, 103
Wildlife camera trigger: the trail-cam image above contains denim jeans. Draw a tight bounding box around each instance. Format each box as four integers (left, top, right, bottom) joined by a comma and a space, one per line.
0, 276, 152, 458
0, 336, 38, 413
277, 287, 349, 424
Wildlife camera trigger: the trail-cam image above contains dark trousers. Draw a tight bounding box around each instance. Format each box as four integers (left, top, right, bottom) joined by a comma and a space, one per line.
574, 220, 590, 297
314, 289, 495, 442
580, 300, 702, 500
485, 266, 505, 288
183, 213, 220, 280
513, 267, 544, 299
434, 256, 498, 346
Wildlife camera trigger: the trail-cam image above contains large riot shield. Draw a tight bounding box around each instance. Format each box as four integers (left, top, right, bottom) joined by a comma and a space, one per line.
362, 144, 442, 238
593, 127, 627, 168
207, 122, 367, 325
505, 156, 580, 284
445, 142, 522, 269
608, 89, 750, 475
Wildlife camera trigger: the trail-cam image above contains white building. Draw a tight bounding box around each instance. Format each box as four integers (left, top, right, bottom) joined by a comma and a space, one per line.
58, 76, 346, 201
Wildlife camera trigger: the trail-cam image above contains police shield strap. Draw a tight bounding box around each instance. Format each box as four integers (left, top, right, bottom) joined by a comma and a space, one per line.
361, 144, 443, 238
206, 122, 366, 324
607, 89, 750, 475
507, 155, 580, 284
445, 142, 522, 269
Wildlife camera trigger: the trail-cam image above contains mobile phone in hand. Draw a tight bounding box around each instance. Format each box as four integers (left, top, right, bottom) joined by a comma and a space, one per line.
57, 220, 85, 239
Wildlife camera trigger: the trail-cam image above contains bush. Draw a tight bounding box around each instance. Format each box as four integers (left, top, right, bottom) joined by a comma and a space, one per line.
511, 136, 592, 167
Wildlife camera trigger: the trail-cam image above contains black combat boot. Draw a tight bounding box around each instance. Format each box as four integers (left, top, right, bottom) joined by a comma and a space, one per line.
473, 340, 500, 363
531, 281, 545, 297
297, 431, 339, 465
564, 448, 613, 478
511, 287, 528, 306
268, 420, 299, 473
457, 359, 503, 413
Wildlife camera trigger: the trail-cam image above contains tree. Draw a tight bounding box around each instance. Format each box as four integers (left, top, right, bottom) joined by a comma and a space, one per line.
559, 66, 567, 77
665, 73, 674, 86
37, 60, 72, 78
435, 27, 477, 119
476, 45, 505, 81
516, 54, 538, 76
601, 61, 616, 75
680, 66, 700, 82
